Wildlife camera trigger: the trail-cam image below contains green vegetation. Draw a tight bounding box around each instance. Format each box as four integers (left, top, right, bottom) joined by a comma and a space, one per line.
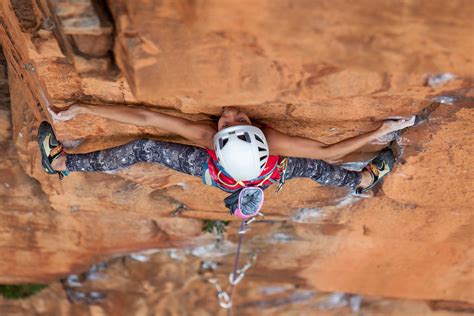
0, 284, 47, 299
202, 220, 229, 235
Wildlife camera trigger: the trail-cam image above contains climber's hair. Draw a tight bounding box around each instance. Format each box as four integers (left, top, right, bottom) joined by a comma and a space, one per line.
209, 115, 220, 124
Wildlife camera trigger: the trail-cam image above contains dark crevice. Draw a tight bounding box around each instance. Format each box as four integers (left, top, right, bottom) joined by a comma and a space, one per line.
429, 300, 474, 314
0, 46, 10, 110
34, 0, 75, 63
92, 0, 115, 29
11, 0, 37, 32
74, 0, 119, 76
397, 80, 474, 163
34, 0, 119, 77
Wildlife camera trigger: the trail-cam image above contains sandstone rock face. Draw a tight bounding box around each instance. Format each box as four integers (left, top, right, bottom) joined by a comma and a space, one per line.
0, 0, 473, 315
110, 0, 473, 107
2, 251, 474, 316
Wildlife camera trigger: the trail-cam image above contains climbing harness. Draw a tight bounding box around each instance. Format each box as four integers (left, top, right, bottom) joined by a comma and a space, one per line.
217, 157, 288, 219
208, 219, 259, 314
203, 150, 288, 193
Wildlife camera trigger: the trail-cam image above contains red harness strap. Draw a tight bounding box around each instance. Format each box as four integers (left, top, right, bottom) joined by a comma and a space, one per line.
204, 149, 284, 192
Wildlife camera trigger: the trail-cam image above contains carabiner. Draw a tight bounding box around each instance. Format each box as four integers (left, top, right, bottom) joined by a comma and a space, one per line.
239, 227, 251, 235
228, 270, 245, 285
241, 262, 252, 273
218, 291, 232, 309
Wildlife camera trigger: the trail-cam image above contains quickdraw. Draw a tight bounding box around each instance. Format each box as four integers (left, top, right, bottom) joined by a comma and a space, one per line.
208, 278, 232, 309
228, 254, 257, 286
208, 219, 259, 314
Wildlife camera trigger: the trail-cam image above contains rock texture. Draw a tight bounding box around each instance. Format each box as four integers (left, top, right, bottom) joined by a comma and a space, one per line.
0, 0, 473, 314
0, 42, 209, 284
2, 251, 474, 316
110, 0, 473, 108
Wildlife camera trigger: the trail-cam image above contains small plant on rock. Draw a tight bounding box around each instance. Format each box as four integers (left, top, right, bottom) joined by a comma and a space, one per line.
202, 220, 229, 235
0, 284, 47, 299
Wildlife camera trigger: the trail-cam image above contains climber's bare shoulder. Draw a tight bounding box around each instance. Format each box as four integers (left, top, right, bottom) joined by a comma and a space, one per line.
262, 125, 326, 158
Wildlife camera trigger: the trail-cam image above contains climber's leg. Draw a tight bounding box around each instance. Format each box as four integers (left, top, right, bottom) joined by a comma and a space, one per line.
283, 146, 396, 191
65, 139, 209, 177
284, 157, 362, 189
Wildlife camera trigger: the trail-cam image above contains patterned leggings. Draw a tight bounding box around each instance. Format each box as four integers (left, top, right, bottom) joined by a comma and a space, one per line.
66, 139, 361, 189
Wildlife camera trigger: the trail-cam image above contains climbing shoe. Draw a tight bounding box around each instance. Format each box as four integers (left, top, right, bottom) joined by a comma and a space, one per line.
38, 121, 69, 180
355, 147, 396, 194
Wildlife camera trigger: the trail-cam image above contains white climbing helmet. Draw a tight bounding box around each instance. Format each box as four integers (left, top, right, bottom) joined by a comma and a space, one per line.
213, 125, 269, 181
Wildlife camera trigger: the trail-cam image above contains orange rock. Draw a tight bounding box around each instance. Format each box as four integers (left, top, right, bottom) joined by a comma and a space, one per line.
0, 1, 473, 314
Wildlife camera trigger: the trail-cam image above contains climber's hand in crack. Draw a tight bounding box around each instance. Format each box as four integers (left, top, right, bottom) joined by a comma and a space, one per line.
379, 116, 416, 134
51, 104, 84, 121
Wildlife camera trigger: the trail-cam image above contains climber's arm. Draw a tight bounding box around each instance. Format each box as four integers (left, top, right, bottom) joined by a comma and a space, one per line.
264, 127, 381, 162
263, 118, 414, 162
55, 104, 217, 148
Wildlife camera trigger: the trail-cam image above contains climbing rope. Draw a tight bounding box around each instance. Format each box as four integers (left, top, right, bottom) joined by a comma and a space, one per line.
207, 175, 282, 313
208, 218, 259, 314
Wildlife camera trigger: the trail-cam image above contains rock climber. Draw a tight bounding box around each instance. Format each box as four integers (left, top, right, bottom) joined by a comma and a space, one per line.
38, 105, 414, 219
